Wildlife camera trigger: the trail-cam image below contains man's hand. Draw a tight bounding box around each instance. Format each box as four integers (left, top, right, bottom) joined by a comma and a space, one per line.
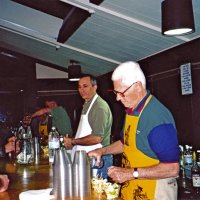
88, 148, 103, 167
107, 166, 134, 183
64, 134, 73, 149
5, 137, 20, 154
0, 175, 9, 192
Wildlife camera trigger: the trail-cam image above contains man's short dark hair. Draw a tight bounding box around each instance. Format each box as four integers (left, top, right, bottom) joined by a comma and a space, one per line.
80, 74, 97, 86
44, 97, 59, 105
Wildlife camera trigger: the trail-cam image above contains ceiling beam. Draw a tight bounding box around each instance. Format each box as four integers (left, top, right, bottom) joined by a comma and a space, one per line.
57, 0, 105, 43
11, 0, 95, 43
60, 0, 191, 42
12, 0, 107, 44
57, 7, 91, 43
11, 0, 73, 19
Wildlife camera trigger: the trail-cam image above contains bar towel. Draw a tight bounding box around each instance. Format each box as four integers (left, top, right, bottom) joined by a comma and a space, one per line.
19, 188, 54, 200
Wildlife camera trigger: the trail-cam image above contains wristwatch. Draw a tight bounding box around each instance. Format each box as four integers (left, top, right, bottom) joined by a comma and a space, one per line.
133, 168, 139, 179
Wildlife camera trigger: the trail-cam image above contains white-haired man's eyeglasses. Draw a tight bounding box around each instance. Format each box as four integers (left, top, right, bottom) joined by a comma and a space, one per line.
113, 82, 137, 97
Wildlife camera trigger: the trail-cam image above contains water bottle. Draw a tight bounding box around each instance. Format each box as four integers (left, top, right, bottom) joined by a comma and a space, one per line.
48, 126, 60, 164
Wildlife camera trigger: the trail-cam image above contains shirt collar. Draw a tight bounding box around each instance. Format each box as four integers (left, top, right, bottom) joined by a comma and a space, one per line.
85, 93, 97, 104
126, 90, 150, 115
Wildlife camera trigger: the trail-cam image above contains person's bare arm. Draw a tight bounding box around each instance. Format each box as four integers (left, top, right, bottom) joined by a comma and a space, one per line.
87, 140, 124, 165
108, 162, 179, 183
64, 134, 102, 149
88, 140, 124, 156
72, 134, 102, 146
5, 137, 20, 154
0, 175, 9, 192
31, 108, 50, 118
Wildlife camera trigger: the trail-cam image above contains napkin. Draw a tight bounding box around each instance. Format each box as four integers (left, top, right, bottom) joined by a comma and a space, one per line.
19, 188, 54, 200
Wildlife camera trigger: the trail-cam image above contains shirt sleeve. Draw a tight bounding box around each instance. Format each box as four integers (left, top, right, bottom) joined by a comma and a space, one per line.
89, 107, 109, 136
50, 107, 73, 136
148, 123, 180, 162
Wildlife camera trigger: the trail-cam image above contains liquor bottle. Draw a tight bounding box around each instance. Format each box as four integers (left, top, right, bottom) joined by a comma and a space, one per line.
197, 150, 200, 165
191, 150, 200, 194
180, 166, 186, 189
48, 126, 60, 163
179, 145, 184, 169
184, 145, 193, 166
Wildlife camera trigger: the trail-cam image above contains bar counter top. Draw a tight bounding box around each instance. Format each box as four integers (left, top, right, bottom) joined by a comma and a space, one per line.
0, 157, 116, 200
0, 157, 52, 200
0, 156, 199, 200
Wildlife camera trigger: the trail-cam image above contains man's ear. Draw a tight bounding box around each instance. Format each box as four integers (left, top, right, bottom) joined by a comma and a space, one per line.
136, 81, 145, 91
93, 85, 97, 90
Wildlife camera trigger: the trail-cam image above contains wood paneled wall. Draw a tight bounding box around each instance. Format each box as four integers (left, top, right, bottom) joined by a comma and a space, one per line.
98, 38, 200, 149
139, 37, 200, 149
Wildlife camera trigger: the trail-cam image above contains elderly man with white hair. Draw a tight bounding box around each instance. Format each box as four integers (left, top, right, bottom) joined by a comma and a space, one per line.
88, 61, 179, 200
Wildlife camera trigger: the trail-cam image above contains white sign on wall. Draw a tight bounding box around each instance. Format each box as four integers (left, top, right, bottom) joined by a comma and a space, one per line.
180, 63, 193, 95
36, 63, 68, 79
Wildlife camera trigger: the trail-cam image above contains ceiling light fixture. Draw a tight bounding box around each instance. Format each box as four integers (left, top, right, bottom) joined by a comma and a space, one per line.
162, 0, 195, 36
68, 60, 82, 81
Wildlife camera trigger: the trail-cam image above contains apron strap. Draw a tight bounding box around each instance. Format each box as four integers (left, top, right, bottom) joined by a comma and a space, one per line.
86, 94, 98, 115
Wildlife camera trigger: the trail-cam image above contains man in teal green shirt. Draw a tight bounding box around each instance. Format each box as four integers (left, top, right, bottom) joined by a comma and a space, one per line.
31, 99, 72, 136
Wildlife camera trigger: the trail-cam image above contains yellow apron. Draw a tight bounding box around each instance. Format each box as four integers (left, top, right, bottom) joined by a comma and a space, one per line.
121, 95, 158, 200
39, 124, 48, 136
121, 95, 177, 200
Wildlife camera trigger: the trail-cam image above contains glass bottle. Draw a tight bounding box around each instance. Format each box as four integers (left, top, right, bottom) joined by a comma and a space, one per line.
59, 135, 65, 150
184, 145, 193, 167
197, 150, 200, 165
48, 126, 60, 164
26, 126, 32, 138
17, 127, 34, 164
191, 150, 200, 194
180, 167, 187, 189
179, 145, 184, 169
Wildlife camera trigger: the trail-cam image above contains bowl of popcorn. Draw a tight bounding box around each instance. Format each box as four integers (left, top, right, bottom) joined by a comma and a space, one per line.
91, 177, 120, 199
